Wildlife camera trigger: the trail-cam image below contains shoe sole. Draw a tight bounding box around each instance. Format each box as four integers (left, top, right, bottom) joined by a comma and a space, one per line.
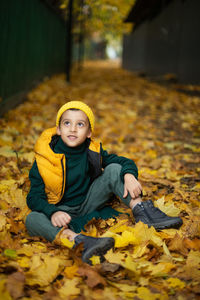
82, 238, 115, 264
147, 218, 183, 230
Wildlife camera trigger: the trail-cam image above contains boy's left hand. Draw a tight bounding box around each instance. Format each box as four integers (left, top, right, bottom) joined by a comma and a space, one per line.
123, 173, 142, 199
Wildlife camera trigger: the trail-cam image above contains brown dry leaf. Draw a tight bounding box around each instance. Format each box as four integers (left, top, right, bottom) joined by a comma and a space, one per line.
168, 233, 188, 256
6, 272, 25, 300
183, 237, 200, 250
184, 215, 200, 238
78, 265, 107, 288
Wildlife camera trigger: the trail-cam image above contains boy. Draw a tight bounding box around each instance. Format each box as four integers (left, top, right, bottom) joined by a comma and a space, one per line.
26, 101, 182, 264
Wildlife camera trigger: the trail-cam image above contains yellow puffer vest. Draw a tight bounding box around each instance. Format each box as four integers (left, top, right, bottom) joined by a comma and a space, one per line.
34, 127, 102, 205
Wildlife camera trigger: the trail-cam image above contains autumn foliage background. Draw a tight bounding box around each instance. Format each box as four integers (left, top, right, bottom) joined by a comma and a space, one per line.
0, 60, 200, 299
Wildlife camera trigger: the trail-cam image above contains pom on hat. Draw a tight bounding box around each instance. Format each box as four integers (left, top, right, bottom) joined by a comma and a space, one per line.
56, 101, 95, 131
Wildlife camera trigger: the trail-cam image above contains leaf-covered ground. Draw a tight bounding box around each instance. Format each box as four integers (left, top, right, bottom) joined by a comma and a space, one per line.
0, 61, 200, 300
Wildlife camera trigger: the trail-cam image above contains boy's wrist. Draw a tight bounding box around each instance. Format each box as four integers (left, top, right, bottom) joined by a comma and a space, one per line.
124, 173, 136, 180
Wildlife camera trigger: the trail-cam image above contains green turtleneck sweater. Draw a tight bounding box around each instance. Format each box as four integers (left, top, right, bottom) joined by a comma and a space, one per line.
27, 137, 138, 219
54, 138, 91, 207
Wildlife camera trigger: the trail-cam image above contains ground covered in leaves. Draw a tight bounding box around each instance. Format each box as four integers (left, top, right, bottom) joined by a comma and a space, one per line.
0, 61, 200, 299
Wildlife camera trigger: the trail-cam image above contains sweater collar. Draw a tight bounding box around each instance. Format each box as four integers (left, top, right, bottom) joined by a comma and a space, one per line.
54, 136, 88, 155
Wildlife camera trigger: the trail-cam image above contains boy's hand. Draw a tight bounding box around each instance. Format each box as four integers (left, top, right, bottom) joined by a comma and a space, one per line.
123, 173, 142, 199
51, 211, 71, 228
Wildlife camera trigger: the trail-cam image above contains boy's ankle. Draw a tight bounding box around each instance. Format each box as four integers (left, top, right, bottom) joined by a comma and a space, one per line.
129, 197, 142, 209
62, 229, 78, 241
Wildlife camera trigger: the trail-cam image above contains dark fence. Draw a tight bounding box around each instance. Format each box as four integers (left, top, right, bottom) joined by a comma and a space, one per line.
122, 0, 200, 84
0, 0, 67, 116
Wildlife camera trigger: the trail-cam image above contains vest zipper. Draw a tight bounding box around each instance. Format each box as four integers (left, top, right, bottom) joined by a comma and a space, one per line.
60, 157, 65, 198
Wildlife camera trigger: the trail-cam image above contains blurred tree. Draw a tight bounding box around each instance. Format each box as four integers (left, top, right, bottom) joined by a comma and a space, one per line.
60, 0, 135, 40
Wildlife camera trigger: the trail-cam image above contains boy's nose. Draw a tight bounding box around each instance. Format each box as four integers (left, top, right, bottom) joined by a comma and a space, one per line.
70, 123, 76, 132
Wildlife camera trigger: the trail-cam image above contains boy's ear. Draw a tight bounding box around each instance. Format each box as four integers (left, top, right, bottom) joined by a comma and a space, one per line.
87, 129, 92, 139
56, 126, 61, 135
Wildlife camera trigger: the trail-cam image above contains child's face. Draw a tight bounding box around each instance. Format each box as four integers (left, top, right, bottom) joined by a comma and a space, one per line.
56, 109, 92, 147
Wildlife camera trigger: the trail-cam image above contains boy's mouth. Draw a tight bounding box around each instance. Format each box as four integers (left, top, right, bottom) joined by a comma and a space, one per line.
67, 135, 77, 140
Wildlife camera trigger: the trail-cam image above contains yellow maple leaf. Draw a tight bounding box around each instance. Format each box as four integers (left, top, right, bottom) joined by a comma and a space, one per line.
81, 224, 97, 237
186, 250, 200, 267
132, 244, 148, 259
192, 183, 200, 190
90, 255, 101, 265
114, 230, 138, 248
0, 279, 12, 300
0, 180, 16, 192
105, 249, 125, 265
146, 261, 175, 276
106, 221, 163, 248
123, 255, 139, 274
166, 277, 185, 289
108, 280, 137, 292
109, 219, 131, 233
17, 256, 31, 268
17, 244, 41, 257
106, 218, 116, 226
155, 196, 180, 217
60, 237, 74, 249
57, 278, 80, 298
26, 254, 62, 286
133, 222, 163, 248
159, 228, 180, 239
64, 264, 79, 279
0, 214, 7, 231
136, 286, 162, 300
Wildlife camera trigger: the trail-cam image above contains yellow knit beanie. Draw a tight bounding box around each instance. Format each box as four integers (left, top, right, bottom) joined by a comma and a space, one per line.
56, 101, 95, 132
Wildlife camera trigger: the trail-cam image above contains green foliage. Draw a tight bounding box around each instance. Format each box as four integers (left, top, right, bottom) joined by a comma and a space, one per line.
60, 0, 135, 39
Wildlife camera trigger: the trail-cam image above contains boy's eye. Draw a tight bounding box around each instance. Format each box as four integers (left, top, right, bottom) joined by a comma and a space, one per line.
64, 121, 70, 126
77, 122, 84, 127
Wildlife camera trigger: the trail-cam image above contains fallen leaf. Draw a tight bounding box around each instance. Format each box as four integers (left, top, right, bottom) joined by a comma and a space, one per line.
57, 278, 80, 298
78, 265, 106, 288
155, 196, 181, 217
26, 254, 62, 286
6, 272, 25, 299
168, 233, 188, 256
166, 277, 185, 289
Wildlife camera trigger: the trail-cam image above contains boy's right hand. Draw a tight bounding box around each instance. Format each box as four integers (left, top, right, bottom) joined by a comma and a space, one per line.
51, 211, 71, 228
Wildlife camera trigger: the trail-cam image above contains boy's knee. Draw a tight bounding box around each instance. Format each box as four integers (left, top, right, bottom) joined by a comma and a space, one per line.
104, 163, 122, 180
25, 211, 43, 229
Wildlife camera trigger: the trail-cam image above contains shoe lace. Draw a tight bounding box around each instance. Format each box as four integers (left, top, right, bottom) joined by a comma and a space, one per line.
137, 203, 145, 211
148, 203, 167, 216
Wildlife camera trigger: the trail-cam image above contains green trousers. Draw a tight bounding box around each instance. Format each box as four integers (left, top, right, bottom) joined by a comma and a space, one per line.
25, 164, 132, 242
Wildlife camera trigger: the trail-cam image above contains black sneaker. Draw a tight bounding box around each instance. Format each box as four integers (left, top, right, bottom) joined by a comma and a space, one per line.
132, 200, 183, 230
74, 234, 115, 264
